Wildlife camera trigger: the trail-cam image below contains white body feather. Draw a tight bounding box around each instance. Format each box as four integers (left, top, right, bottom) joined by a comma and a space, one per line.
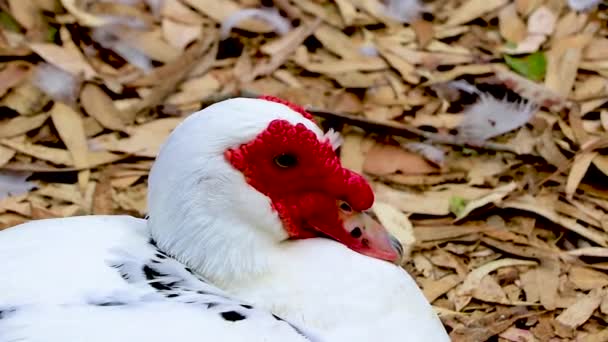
0, 216, 314, 342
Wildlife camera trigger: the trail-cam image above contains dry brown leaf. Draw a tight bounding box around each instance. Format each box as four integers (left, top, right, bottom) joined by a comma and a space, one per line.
59, 0, 107, 26
92, 168, 114, 215
445, 0, 509, 27
555, 288, 603, 329
93, 118, 183, 158
455, 182, 518, 220
527, 6, 557, 36
411, 19, 434, 48
35, 183, 85, 206
420, 274, 462, 303
499, 327, 538, 342
501, 194, 608, 246
1, 82, 49, 116
471, 275, 509, 304
166, 74, 221, 105
0, 62, 31, 98
375, 183, 493, 216
584, 38, 608, 60
565, 151, 597, 200
182, 0, 274, 33
339, 133, 374, 174
0, 145, 16, 168
50, 102, 89, 190
114, 184, 147, 215
415, 225, 489, 242
568, 266, 608, 290
125, 35, 215, 119
458, 258, 537, 298
372, 201, 416, 258
363, 144, 437, 176
29, 43, 97, 79
449, 306, 530, 341
498, 3, 527, 43
1, 138, 72, 165
314, 24, 367, 60
545, 34, 593, 97
0, 113, 49, 139
80, 83, 128, 132
161, 0, 207, 24
162, 19, 202, 50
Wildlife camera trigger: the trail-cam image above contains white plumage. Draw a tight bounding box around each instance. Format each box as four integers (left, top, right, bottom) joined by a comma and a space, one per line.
0, 98, 448, 341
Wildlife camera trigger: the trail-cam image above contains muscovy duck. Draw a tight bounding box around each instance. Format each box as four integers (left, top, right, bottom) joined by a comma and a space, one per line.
0, 96, 449, 341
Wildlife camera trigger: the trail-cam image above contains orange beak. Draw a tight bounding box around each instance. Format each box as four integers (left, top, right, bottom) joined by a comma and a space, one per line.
304, 200, 403, 264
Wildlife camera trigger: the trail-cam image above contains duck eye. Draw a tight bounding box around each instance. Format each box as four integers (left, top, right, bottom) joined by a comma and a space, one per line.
339, 201, 352, 213
274, 153, 298, 168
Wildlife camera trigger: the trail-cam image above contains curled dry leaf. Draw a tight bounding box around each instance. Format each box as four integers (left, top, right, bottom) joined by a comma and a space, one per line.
0, 114, 49, 139
80, 83, 128, 132
555, 288, 603, 329
220, 8, 291, 39
92, 118, 183, 158
372, 201, 416, 259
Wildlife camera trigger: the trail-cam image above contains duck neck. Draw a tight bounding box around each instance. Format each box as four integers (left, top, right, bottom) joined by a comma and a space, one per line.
150, 211, 287, 288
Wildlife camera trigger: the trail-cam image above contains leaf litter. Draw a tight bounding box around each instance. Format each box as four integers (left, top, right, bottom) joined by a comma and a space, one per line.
0, 0, 607, 339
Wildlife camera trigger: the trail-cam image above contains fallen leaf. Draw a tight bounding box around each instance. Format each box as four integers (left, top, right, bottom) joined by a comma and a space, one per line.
565, 151, 597, 199
80, 83, 128, 132
50, 102, 89, 190
372, 201, 416, 258
555, 288, 603, 329
504, 52, 546, 82
363, 143, 438, 176
445, 0, 509, 27
568, 266, 608, 290
92, 118, 183, 158
0, 113, 49, 139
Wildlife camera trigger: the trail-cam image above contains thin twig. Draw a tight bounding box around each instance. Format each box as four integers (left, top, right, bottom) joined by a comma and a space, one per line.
309, 108, 517, 153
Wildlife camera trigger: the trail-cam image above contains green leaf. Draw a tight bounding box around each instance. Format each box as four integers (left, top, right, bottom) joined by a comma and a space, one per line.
44, 25, 58, 42
0, 11, 21, 32
449, 196, 468, 217
504, 52, 547, 82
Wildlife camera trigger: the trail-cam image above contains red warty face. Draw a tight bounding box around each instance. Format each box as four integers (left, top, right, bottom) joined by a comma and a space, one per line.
223, 97, 402, 263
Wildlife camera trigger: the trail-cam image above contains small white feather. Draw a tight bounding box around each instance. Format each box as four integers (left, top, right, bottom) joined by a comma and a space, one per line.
446, 80, 482, 95
403, 142, 445, 166
323, 129, 343, 151
220, 8, 291, 39
0, 171, 36, 199
359, 43, 379, 57
112, 42, 153, 72
381, 0, 425, 23
92, 26, 153, 73
457, 94, 537, 142
567, 0, 602, 11
32, 63, 81, 104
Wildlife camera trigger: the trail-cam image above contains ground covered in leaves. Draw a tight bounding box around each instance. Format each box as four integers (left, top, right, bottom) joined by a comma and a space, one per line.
1, 0, 607, 340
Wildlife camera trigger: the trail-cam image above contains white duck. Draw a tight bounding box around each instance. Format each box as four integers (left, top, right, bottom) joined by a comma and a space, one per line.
0, 97, 449, 342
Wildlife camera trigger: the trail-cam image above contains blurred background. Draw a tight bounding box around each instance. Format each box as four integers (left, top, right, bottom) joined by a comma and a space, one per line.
0, 0, 607, 339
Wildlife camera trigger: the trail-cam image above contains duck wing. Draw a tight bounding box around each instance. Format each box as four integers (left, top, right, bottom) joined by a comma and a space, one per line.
0, 215, 321, 342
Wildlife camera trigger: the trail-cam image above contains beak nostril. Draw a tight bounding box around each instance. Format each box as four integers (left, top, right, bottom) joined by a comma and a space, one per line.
389, 236, 404, 258
350, 227, 362, 238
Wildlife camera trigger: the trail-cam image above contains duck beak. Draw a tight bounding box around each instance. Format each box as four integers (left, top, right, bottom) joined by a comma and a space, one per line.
339, 210, 403, 264
284, 193, 403, 263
